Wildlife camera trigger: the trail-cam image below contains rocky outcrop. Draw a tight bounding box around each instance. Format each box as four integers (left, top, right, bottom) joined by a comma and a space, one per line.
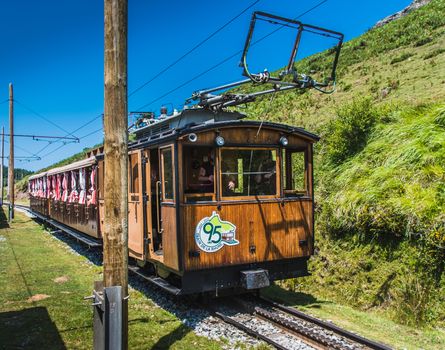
374, 0, 432, 28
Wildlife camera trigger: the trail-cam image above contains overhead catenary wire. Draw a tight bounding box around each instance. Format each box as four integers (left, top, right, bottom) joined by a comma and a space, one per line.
35, 113, 103, 157
128, 0, 261, 99
39, 142, 69, 159
133, 0, 328, 112
70, 114, 103, 135
37, 127, 103, 158
2, 133, 78, 141
134, 50, 242, 111
79, 127, 103, 140
4, 139, 41, 160
14, 99, 77, 137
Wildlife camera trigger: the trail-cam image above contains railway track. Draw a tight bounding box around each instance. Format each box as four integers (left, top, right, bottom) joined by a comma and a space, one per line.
14, 204, 392, 350
210, 295, 392, 350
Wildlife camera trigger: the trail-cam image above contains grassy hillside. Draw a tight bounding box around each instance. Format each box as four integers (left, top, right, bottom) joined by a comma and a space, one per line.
303, 102, 445, 326
234, 0, 445, 328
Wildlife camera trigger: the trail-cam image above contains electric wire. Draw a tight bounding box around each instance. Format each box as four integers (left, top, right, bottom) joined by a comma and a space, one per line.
40, 142, 70, 159
38, 125, 104, 160
79, 127, 103, 140
4, 139, 41, 159
14, 99, 76, 137
133, 0, 328, 112
35, 113, 103, 157
70, 114, 102, 135
128, 0, 261, 98
135, 50, 242, 111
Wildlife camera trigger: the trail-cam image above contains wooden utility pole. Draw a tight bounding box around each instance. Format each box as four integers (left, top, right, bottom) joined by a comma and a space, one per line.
1, 126, 4, 206
8, 83, 14, 220
101, 0, 128, 348
104, 0, 128, 302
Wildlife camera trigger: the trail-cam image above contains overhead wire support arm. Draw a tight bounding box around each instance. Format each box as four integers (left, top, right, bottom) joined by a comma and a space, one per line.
2, 133, 80, 142
7, 155, 41, 161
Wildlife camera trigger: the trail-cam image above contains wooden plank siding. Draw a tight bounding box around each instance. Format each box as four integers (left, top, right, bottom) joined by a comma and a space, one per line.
161, 205, 179, 271
181, 199, 313, 271
181, 128, 310, 150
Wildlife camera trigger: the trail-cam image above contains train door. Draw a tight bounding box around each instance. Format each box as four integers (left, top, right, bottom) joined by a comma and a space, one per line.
144, 148, 163, 263
158, 145, 178, 271
128, 150, 144, 260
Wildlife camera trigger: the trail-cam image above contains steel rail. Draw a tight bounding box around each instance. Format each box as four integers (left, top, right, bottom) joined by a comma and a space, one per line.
212, 310, 289, 350
253, 305, 347, 350
258, 296, 392, 350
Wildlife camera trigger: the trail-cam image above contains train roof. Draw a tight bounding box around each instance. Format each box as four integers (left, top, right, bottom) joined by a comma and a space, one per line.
29, 156, 97, 180
129, 108, 319, 150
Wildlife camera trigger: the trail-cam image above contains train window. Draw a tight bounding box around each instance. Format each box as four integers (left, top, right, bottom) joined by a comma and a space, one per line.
221, 149, 277, 197
282, 149, 307, 196
129, 153, 139, 193
98, 162, 104, 200
161, 148, 174, 200
183, 146, 215, 200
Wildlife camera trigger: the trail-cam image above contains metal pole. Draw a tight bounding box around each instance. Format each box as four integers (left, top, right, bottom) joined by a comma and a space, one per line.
8, 83, 14, 220
93, 0, 128, 349
0, 126, 3, 206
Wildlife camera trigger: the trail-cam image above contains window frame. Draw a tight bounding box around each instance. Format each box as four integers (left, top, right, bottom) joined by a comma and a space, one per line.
160, 145, 175, 203
218, 147, 280, 201
182, 145, 216, 203
128, 151, 140, 196
282, 147, 309, 198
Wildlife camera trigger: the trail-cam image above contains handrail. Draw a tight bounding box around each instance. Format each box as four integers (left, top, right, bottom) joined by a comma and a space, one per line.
155, 181, 163, 234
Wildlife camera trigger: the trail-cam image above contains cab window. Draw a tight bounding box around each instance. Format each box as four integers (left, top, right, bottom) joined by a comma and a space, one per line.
221, 149, 277, 197
183, 146, 215, 202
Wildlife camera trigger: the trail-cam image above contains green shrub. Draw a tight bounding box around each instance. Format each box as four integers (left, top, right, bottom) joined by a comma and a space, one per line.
322, 97, 378, 165
390, 52, 414, 64
414, 36, 433, 47
392, 273, 436, 326
423, 48, 445, 60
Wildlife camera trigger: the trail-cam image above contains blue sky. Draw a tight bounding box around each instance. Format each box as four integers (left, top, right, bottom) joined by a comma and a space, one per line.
0, 0, 411, 171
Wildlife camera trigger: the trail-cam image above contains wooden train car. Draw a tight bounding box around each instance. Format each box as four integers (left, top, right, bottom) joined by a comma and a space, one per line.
28, 156, 100, 238
29, 108, 318, 295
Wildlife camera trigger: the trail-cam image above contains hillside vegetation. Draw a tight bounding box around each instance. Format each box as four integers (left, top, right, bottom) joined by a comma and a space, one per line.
235, 0, 445, 328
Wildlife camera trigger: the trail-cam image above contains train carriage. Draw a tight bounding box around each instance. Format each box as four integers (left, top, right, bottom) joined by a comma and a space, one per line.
29, 156, 100, 239
29, 108, 318, 295
126, 109, 318, 294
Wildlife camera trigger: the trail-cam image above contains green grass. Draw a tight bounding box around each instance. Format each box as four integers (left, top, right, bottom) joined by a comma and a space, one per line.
0, 209, 223, 349
321, 104, 445, 249
262, 284, 445, 350
390, 52, 414, 64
